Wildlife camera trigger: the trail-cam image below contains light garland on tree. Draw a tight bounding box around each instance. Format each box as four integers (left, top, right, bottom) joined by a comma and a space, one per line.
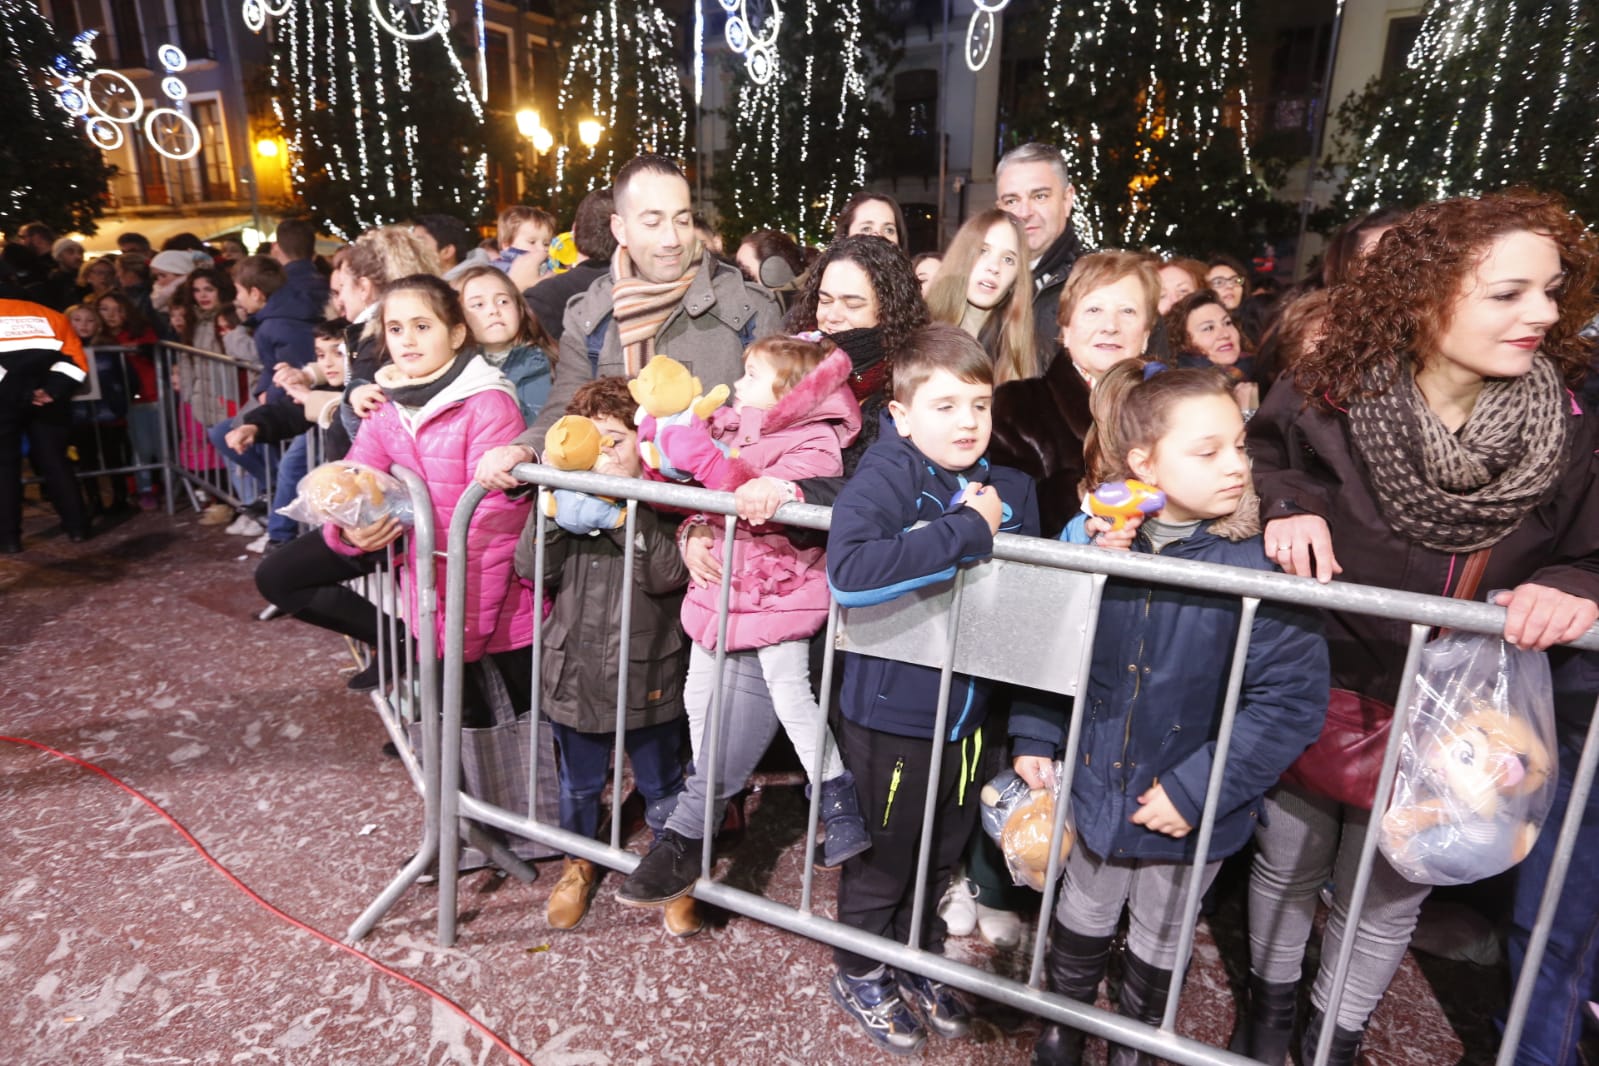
260, 0, 484, 237
1040, 0, 1256, 248
553, 0, 686, 198
1343, 0, 1597, 212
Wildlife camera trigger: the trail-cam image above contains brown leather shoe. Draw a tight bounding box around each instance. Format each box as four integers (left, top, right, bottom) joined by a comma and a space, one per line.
546, 858, 598, 930
662, 894, 703, 937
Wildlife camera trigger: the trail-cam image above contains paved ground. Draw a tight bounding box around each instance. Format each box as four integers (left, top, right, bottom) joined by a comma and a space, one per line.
0, 500, 1513, 1065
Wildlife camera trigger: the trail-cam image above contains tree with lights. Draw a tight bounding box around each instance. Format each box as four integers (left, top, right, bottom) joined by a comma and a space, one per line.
0, 0, 113, 235
710, 1, 897, 246
544, 0, 686, 218
1033, 0, 1281, 254
1336, 0, 1599, 221
265, 0, 486, 239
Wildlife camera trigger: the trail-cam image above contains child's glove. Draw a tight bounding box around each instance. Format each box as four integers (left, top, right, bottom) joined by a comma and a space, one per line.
545, 488, 626, 536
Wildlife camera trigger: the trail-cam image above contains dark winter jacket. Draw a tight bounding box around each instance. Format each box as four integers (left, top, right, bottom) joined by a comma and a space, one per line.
827, 435, 1041, 741
324, 313, 384, 462
988, 351, 1093, 539
479, 342, 552, 425
250, 259, 328, 404
1030, 227, 1087, 370
1010, 525, 1329, 863
1248, 372, 1599, 735
515, 506, 689, 733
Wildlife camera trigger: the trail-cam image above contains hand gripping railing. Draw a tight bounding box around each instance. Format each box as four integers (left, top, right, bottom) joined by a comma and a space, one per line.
436, 463, 1599, 1066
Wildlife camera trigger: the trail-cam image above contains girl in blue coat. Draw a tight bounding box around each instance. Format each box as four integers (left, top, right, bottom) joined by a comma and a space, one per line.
1010, 362, 1329, 1066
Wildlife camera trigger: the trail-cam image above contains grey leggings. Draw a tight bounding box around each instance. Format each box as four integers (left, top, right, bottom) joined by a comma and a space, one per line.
663, 647, 783, 840
1056, 843, 1221, 970
1247, 784, 1433, 1031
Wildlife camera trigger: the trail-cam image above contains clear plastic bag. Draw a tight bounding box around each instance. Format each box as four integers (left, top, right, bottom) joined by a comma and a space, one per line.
980, 764, 1074, 890
276, 462, 415, 529
1377, 630, 1558, 886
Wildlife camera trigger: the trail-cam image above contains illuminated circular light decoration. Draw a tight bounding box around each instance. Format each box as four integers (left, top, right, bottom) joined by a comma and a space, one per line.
57, 86, 89, 116
144, 107, 202, 160
85, 69, 143, 124
85, 118, 124, 150
71, 30, 100, 64
369, 0, 449, 41
717, 0, 738, 11
721, 1, 782, 85
157, 44, 187, 72
964, 0, 1011, 72
724, 16, 747, 52
161, 76, 188, 101
746, 44, 775, 85
241, 0, 265, 32
261, 0, 292, 15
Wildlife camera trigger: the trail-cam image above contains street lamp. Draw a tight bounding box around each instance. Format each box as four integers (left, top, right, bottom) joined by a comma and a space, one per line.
578, 119, 604, 149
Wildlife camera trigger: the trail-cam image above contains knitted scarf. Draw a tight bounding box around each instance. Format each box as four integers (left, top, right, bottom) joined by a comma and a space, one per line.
1347, 356, 1571, 552
828, 326, 888, 404
378, 351, 472, 408
610, 246, 700, 376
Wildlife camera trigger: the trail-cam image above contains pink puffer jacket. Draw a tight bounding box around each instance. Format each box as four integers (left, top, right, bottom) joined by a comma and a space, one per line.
325, 356, 534, 661
681, 348, 861, 651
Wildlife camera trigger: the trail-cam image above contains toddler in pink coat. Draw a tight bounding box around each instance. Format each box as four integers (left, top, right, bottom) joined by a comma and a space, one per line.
677, 335, 871, 867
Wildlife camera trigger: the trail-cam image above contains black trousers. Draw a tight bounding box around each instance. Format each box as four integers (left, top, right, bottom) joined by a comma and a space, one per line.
833, 716, 986, 974
0, 389, 88, 539
254, 528, 393, 647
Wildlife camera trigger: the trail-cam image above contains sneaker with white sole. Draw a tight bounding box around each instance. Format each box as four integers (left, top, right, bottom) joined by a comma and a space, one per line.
938, 875, 979, 938
831, 966, 925, 1055
245, 532, 271, 554
896, 969, 972, 1039
975, 900, 1023, 949
225, 514, 266, 537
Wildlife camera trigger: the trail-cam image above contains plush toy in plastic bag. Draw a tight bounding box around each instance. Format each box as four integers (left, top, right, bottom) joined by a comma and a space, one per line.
980, 765, 1073, 891
1377, 631, 1557, 886
277, 462, 415, 529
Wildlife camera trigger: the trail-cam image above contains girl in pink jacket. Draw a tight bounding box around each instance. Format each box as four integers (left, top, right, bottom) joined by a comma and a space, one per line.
324, 274, 534, 720
677, 336, 870, 867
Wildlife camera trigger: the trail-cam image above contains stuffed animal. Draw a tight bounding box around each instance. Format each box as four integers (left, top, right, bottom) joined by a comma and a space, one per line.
541, 415, 626, 536
550, 231, 579, 273
980, 770, 1072, 891
289, 461, 413, 527
629, 355, 739, 484
1379, 700, 1554, 885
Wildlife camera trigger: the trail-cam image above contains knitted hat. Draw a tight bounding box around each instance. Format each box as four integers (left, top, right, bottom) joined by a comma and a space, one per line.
150, 250, 198, 277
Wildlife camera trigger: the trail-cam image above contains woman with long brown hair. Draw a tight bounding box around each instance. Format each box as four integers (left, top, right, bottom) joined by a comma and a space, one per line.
1239, 189, 1599, 1066
924, 209, 1036, 387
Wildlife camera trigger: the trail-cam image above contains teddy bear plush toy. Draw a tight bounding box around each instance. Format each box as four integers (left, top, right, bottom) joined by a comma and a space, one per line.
1379, 700, 1554, 885
540, 415, 627, 536
628, 354, 745, 486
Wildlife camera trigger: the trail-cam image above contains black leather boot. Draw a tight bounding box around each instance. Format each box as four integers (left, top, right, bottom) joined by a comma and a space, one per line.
1105, 951, 1175, 1066
1227, 973, 1298, 1065
1031, 924, 1114, 1066
1299, 1005, 1365, 1066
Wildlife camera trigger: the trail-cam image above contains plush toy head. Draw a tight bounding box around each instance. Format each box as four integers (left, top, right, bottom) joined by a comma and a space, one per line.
1000, 789, 1073, 891
629, 355, 705, 419
550, 231, 579, 272
302, 462, 387, 509
1425, 701, 1553, 817
543, 415, 606, 472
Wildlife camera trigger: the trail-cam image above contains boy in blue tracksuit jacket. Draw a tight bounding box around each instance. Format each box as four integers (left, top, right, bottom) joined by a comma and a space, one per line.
824, 323, 1040, 1056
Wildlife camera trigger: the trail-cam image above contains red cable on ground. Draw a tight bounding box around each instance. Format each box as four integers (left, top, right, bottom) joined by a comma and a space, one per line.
0, 733, 532, 1066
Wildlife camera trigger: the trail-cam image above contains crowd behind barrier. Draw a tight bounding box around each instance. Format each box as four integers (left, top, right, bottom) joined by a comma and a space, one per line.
394, 462, 1599, 1066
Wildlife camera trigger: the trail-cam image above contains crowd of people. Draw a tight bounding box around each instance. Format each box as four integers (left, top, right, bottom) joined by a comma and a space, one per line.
4, 143, 1599, 1066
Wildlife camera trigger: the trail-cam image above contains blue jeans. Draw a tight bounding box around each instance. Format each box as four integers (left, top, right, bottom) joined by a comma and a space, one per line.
206, 416, 277, 504
1509, 722, 1599, 1065
549, 718, 684, 845
267, 434, 309, 543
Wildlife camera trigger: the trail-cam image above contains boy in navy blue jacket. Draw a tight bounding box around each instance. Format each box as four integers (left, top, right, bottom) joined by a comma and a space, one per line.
825, 323, 1040, 1055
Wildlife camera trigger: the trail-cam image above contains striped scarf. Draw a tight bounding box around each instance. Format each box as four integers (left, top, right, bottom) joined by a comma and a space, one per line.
611, 247, 700, 375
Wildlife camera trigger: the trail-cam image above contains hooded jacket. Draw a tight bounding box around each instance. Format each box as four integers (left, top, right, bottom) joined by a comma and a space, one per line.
250, 259, 327, 404
1010, 523, 1329, 864
325, 354, 534, 662
680, 348, 862, 651
516, 250, 784, 441
827, 435, 1041, 741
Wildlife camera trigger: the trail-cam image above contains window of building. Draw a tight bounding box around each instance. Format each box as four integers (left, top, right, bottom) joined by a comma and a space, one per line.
485, 29, 512, 111
190, 99, 231, 201
137, 136, 170, 206
108, 0, 146, 68
887, 69, 938, 177
1383, 15, 1426, 80
173, 0, 211, 60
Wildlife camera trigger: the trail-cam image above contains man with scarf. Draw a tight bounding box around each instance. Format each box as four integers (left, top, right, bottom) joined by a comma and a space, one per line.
476, 155, 782, 489
995, 142, 1089, 371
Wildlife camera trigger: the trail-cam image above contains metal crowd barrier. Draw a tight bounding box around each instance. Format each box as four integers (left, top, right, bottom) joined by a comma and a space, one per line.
436, 465, 1599, 1066
158, 340, 273, 515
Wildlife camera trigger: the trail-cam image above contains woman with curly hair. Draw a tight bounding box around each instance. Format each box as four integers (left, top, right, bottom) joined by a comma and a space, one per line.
1237, 190, 1599, 1066
924, 209, 1037, 386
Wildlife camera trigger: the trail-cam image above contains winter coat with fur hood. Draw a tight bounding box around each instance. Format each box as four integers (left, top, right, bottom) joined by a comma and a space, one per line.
680, 347, 862, 651
324, 353, 534, 662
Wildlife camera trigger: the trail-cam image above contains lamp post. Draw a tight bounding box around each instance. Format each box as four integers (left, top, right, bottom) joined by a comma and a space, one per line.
578, 118, 604, 149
